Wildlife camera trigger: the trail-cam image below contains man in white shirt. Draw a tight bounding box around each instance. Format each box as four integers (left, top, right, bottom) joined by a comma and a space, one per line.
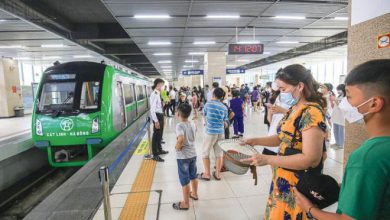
169, 86, 176, 115
150, 78, 169, 162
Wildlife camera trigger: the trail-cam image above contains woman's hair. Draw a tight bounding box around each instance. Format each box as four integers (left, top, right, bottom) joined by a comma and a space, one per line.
336, 84, 346, 97
269, 90, 280, 104
152, 78, 164, 90
232, 89, 240, 97
275, 64, 327, 108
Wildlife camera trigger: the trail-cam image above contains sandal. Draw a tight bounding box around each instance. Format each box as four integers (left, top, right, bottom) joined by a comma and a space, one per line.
172, 202, 189, 210
197, 173, 210, 181
213, 171, 221, 181
189, 192, 199, 200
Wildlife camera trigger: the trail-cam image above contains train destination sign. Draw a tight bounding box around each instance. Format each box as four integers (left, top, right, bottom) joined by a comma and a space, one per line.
226, 68, 245, 74
182, 69, 204, 75
228, 43, 264, 55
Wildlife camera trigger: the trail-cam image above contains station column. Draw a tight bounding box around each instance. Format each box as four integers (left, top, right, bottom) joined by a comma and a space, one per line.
344, 1, 390, 164
0, 58, 23, 117
204, 52, 226, 87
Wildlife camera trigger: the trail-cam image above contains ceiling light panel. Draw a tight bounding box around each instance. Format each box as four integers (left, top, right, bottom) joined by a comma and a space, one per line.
193, 41, 216, 45
158, 60, 172, 64
134, 15, 170, 19
274, 16, 306, 20
206, 15, 240, 19
153, 52, 172, 56
148, 41, 171, 45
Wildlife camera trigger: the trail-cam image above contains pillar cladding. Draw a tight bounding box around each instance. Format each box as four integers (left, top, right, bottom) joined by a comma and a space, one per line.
344, 1, 390, 165
204, 52, 226, 87
0, 58, 23, 117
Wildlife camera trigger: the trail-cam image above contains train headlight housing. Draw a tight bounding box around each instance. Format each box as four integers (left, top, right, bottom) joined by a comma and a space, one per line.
36, 119, 43, 136
91, 117, 99, 134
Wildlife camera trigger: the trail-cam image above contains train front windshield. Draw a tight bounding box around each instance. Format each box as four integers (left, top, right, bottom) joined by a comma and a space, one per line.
37, 73, 102, 115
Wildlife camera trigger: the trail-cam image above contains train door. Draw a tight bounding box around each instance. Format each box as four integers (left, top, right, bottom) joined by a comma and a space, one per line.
144, 85, 149, 108
116, 81, 127, 129
132, 83, 138, 117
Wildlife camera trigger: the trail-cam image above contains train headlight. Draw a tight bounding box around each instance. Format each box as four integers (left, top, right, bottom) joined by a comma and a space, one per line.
91, 117, 99, 134
36, 119, 43, 136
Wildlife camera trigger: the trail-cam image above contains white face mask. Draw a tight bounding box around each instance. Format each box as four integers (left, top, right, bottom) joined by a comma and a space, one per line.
339, 97, 373, 123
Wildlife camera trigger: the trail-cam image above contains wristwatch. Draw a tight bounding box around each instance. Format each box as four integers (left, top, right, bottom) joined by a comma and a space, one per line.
307, 206, 315, 219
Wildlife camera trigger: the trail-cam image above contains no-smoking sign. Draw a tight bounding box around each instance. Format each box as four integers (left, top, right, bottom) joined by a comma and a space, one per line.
377, 33, 390, 49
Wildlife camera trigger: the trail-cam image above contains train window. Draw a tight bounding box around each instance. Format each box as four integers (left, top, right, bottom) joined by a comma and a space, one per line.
124, 84, 135, 105
38, 82, 76, 111
80, 81, 100, 109
136, 85, 145, 100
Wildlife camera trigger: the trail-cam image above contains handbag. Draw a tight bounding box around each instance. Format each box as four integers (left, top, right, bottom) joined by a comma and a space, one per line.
279, 104, 340, 209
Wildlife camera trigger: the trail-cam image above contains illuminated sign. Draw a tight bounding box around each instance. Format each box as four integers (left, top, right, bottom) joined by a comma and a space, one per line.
182, 69, 204, 75
47, 74, 76, 80
228, 44, 264, 55
226, 68, 245, 74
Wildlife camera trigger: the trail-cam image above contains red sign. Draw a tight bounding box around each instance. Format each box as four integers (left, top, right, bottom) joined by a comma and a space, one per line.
228, 44, 264, 55
377, 33, 390, 49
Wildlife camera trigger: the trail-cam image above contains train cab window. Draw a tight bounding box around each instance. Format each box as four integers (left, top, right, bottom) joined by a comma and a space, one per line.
38, 82, 76, 111
80, 81, 100, 109
124, 84, 135, 105
136, 85, 145, 100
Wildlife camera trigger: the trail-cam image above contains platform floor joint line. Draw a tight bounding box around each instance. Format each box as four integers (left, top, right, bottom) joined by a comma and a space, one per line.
119, 158, 157, 220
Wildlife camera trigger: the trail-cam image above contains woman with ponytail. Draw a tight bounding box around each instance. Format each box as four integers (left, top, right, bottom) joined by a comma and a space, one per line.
241, 64, 328, 220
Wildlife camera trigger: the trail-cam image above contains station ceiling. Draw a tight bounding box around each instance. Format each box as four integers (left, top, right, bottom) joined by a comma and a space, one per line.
0, 0, 348, 78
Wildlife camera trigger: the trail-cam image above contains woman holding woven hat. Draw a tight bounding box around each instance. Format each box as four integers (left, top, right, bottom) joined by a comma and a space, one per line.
241, 64, 327, 220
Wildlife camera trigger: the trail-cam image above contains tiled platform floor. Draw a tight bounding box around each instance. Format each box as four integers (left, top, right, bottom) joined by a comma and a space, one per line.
94, 107, 343, 220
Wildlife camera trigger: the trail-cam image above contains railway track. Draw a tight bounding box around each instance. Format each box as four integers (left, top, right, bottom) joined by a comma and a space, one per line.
0, 166, 78, 220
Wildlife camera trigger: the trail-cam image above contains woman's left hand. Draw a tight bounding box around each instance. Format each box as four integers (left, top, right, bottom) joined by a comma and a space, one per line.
240, 154, 269, 166
293, 187, 314, 212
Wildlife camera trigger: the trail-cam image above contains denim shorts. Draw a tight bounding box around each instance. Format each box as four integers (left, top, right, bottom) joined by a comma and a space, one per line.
177, 156, 197, 186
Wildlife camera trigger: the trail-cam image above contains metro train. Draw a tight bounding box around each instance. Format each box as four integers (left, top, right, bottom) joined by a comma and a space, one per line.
31, 61, 151, 167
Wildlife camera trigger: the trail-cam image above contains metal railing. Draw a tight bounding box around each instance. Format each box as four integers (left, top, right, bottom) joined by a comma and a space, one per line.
98, 116, 155, 220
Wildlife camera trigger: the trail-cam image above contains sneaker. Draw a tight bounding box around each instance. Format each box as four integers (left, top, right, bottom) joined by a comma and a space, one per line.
153, 156, 165, 162
232, 135, 240, 139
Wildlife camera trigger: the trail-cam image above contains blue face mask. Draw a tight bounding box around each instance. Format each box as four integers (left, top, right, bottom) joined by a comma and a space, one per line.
280, 92, 297, 106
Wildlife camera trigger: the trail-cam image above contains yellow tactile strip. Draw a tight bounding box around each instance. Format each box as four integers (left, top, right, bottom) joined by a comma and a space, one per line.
119, 159, 157, 220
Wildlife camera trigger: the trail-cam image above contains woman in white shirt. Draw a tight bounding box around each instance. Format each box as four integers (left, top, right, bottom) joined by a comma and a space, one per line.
262, 82, 292, 156
330, 84, 346, 149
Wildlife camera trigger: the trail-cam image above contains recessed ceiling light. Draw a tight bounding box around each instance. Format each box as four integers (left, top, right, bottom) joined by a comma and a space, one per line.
263, 52, 271, 55
333, 17, 348, 20
206, 15, 240, 19
0, 19, 6, 22
185, 60, 199, 63
193, 41, 216, 45
237, 40, 260, 44
237, 59, 250, 62
276, 41, 299, 44
148, 41, 172, 46
158, 60, 172, 64
0, 45, 23, 49
42, 56, 62, 59
41, 44, 66, 48
134, 15, 171, 19
188, 52, 205, 55
73, 55, 93, 58
161, 66, 172, 68
153, 52, 172, 56
183, 65, 193, 68
274, 16, 306, 20
226, 64, 236, 67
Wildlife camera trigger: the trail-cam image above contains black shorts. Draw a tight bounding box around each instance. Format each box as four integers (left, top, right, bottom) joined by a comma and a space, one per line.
262, 148, 277, 156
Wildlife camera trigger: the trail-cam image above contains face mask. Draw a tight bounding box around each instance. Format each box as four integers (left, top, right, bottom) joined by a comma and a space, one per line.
339, 97, 373, 123
280, 86, 301, 106
337, 90, 343, 97
279, 92, 294, 108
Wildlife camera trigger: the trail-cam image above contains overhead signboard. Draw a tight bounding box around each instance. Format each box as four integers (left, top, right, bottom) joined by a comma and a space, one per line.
226, 68, 245, 74
182, 69, 204, 75
228, 44, 264, 55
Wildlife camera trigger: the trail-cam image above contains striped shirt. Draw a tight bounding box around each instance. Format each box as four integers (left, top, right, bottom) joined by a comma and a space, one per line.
203, 100, 228, 134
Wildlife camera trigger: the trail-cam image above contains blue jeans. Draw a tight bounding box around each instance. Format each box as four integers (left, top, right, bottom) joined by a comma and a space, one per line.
177, 157, 197, 186
333, 123, 344, 147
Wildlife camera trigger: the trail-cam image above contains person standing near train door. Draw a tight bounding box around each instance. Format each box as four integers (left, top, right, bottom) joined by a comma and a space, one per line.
150, 78, 169, 162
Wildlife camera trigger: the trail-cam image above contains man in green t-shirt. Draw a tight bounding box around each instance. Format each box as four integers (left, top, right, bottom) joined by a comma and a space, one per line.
294, 59, 390, 220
